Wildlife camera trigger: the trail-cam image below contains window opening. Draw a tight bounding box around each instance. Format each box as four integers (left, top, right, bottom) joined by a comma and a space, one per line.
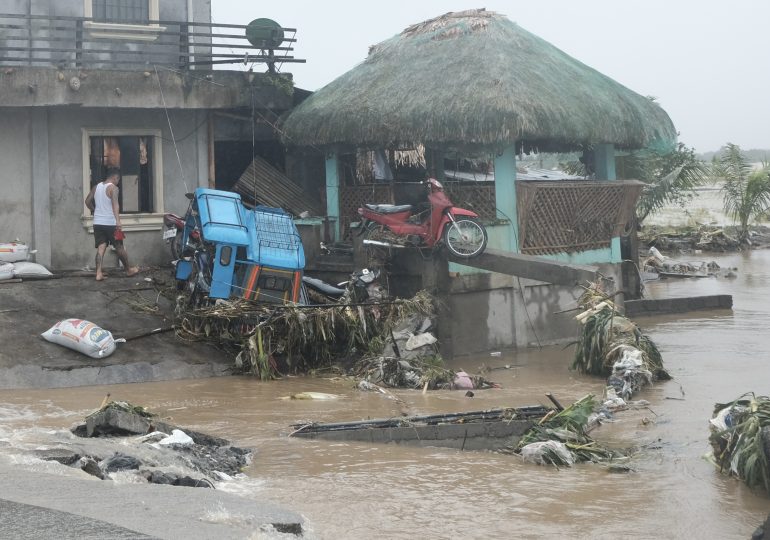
89, 135, 154, 213
92, 0, 150, 24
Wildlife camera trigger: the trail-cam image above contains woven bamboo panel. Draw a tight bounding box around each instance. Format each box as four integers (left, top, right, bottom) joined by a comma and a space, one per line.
516, 180, 643, 256
442, 182, 497, 221
339, 184, 394, 238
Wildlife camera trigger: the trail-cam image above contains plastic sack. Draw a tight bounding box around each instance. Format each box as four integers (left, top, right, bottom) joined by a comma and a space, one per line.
0, 242, 28, 263
0, 263, 13, 281
12, 261, 52, 278
41, 319, 122, 359
520, 440, 575, 466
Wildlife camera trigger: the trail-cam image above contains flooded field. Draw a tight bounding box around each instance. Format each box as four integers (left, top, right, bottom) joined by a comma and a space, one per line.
1, 250, 769, 538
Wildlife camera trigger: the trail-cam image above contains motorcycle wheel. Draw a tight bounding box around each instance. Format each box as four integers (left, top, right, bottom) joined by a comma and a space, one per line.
443, 218, 488, 258
170, 231, 183, 261
186, 257, 211, 308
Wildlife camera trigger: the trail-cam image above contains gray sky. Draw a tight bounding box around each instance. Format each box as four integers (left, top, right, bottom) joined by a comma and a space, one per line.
213, 1, 770, 153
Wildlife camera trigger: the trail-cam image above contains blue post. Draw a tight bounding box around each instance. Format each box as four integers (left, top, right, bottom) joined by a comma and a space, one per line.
594, 143, 620, 262
594, 143, 616, 181
325, 153, 340, 242
494, 145, 518, 252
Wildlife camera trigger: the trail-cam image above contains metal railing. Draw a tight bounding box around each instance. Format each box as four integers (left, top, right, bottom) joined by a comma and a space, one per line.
0, 13, 304, 71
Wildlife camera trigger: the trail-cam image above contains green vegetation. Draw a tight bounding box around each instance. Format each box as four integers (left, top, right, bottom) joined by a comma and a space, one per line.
710, 393, 770, 493
712, 143, 770, 243
618, 143, 710, 223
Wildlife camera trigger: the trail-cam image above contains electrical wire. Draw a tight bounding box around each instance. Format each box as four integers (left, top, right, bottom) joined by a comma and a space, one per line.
154, 64, 189, 194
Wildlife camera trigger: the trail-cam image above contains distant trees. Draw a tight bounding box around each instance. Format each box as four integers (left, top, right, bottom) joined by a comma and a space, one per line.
712, 143, 770, 243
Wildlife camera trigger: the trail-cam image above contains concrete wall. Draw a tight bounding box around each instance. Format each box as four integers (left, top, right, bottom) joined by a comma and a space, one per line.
0, 109, 33, 244
447, 263, 623, 356
2, 0, 213, 70
3, 0, 209, 22
38, 107, 206, 269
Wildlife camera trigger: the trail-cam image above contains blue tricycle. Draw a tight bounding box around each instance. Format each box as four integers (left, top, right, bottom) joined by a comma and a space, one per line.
174, 188, 305, 306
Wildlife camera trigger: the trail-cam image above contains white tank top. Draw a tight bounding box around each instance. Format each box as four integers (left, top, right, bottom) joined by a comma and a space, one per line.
93, 182, 117, 226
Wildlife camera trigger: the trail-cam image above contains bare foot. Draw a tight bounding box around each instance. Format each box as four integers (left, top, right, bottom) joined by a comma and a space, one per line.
126, 266, 140, 277
95, 274, 107, 281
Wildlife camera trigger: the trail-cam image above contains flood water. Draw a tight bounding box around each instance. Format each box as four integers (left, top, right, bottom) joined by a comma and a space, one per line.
1, 251, 769, 538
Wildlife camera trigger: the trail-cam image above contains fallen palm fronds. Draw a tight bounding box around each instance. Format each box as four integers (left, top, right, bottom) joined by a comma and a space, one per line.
500, 394, 619, 466
709, 393, 770, 493
175, 290, 435, 380
572, 282, 669, 398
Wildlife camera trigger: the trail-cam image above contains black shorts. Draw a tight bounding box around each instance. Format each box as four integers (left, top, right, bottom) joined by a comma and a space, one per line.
93, 224, 123, 248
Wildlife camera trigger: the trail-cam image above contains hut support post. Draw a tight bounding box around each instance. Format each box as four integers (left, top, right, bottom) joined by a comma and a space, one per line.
595, 143, 621, 262
494, 145, 518, 252
325, 153, 340, 242
594, 143, 616, 181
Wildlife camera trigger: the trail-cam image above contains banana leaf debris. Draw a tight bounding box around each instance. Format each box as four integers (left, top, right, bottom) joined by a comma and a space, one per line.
175, 289, 488, 389
500, 394, 625, 467
572, 282, 670, 399
709, 393, 770, 494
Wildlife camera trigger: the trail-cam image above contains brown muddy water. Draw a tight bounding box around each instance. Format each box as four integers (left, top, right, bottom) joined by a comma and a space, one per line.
1, 251, 770, 538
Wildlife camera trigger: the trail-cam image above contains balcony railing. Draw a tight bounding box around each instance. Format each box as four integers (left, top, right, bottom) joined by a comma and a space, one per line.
0, 13, 304, 71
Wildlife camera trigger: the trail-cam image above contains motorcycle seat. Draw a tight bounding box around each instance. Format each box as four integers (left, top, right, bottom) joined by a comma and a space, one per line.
365, 204, 413, 214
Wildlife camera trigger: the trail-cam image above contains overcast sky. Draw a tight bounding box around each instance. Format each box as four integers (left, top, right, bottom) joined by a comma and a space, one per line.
213, 1, 770, 154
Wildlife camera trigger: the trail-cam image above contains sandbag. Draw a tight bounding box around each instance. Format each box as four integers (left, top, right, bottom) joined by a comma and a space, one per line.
0, 242, 28, 263
0, 263, 13, 281
41, 319, 122, 359
12, 261, 52, 278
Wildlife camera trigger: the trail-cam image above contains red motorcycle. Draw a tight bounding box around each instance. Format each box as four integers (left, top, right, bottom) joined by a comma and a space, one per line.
358, 178, 488, 258
162, 208, 201, 261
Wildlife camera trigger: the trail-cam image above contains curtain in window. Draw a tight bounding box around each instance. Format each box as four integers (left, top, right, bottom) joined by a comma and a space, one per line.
92, 0, 150, 23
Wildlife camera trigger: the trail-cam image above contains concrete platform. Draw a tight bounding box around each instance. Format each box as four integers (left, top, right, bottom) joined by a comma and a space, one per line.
624, 294, 733, 317
0, 271, 232, 389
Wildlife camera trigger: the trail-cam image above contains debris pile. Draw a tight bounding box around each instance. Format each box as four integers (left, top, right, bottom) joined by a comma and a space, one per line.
572, 282, 670, 399
709, 393, 770, 494
175, 290, 435, 380
354, 310, 499, 390
640, 225, 743, 252
501, 395, 619, 466
643, 247, 737, 278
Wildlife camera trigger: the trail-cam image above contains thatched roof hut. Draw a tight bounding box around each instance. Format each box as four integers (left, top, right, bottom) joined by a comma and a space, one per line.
282, 9, 676, 153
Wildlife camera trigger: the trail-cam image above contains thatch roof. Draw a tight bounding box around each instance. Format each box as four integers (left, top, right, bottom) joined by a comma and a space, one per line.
281, 9, 676, 153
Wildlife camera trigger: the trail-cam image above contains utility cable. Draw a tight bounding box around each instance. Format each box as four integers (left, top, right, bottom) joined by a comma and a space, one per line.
154, 64, 189, 194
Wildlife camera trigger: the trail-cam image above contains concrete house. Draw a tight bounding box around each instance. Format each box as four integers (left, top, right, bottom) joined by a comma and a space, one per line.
0, 0, 301, 270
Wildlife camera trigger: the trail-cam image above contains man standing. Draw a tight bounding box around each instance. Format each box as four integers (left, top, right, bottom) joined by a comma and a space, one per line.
85, 168, 139, 281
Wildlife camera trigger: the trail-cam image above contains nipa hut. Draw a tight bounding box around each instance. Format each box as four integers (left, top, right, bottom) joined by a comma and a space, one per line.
282, 8, 676, 261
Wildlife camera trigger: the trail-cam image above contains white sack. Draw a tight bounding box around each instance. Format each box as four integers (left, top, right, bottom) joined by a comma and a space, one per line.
41, 319, 121, 359
12, 261, 52, 278
0, 242, 28, 263
0, 263, 13, 281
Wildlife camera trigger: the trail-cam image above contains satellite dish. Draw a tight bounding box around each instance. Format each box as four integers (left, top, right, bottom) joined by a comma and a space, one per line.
245, 18, 284, 49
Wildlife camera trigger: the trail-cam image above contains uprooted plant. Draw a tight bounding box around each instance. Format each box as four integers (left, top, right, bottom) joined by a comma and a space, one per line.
500, 394, 620, 466
572, 282, 669, 398
709, 393, 770, 493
